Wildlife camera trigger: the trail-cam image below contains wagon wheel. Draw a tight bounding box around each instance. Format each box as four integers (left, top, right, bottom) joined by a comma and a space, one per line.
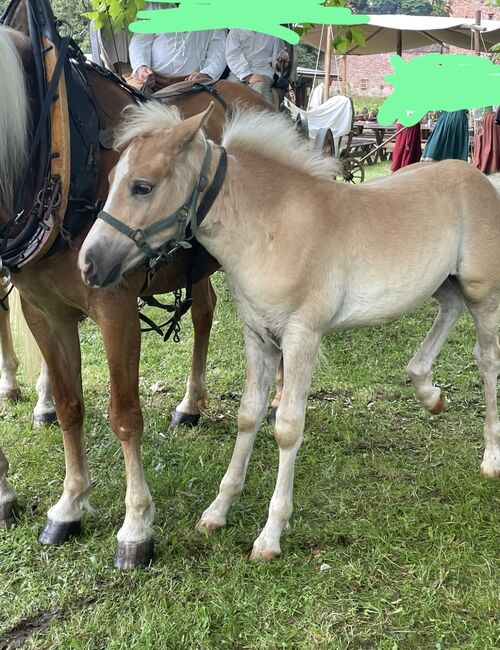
295, 114, 309, 140
314, 127, 335, 156
342, 158, 365, 184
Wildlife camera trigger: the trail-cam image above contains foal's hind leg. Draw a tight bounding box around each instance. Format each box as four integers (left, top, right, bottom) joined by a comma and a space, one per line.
0, 444, 18, 527
407, 280, 465, 414
197, 326, 281, 532
171, 277, 217, 427
0, 290, 20, 402
21, 299, 91, 544
467, 302, 500, 478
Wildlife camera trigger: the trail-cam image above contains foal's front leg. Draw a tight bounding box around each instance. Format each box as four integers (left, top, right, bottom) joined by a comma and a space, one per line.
94, 295, 154, 569
251, 331, 321, 560
197, 326, 280, 531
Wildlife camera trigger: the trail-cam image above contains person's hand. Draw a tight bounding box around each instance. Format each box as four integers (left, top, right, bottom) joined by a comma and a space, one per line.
135, 65, 155, 86
187, 71, 212, 82
276, 50, 289, 64
244, 74, 265, 84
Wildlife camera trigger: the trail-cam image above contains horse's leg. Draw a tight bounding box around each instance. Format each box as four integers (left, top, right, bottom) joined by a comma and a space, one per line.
197, 326, 280, 532
251, 331, 321, 561
268, 357, 283, 424
171, 277, 217, 427
94, 298, 154, 569
406, 279, 465, 414
21, 299, 90, 544
33, 358, 57, 427
467, 302, 500, 478
0, 444, 18, 528
0, 290, 20, 402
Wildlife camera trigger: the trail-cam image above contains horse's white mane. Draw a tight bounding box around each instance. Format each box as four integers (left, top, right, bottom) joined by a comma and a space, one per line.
116, 102, 341, 181
0, 27, 29, 213
222, 109, 342, 180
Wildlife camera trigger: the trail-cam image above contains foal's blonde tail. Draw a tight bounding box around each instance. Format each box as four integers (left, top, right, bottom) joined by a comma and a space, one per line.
10, 287, 41, 383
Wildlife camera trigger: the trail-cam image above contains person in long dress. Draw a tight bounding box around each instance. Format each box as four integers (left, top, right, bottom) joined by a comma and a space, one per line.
421, 110, 469, 162
390, 122, 422, 172
473, 106, 500, 174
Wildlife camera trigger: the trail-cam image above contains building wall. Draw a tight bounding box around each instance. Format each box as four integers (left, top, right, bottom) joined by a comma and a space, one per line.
343, 0, 498, 98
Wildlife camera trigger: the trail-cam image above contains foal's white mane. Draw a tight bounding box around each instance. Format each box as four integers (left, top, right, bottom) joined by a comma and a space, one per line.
223, 109, 341, 180
0, 27, 29, 213
116, 102, 341, 181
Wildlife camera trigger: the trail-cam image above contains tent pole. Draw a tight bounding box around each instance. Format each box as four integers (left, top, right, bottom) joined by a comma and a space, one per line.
324, 24, 332, 102
474, 10, 482, 54
396, 30, 402, 56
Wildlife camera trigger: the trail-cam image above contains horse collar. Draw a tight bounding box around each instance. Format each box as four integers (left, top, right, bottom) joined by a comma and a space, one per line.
97, 141, 227, 269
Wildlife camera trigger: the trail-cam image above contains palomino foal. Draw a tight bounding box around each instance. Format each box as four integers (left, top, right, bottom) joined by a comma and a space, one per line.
79, 104, 500, 560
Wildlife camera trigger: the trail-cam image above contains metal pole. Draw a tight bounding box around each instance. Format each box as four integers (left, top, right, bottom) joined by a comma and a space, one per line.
342, 55, 347, 95
323, 24, 332, 103
474, 10, 482, 55
396, 30, 402, 56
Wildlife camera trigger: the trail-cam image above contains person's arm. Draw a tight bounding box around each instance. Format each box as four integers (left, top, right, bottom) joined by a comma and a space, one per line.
129, 32, 154, 76
197, 30, 227, 81
226, 30, 252, 81
271, 38, 289, 67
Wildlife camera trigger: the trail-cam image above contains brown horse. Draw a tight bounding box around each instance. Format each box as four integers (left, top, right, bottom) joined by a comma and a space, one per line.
0, 23, 271, 568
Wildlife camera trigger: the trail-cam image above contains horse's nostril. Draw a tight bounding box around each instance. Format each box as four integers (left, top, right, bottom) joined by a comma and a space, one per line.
82, 257, 98, 286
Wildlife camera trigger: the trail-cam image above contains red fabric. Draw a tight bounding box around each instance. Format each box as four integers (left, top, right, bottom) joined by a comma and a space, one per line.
474, 112, 500, 174
390, 123, 422, 172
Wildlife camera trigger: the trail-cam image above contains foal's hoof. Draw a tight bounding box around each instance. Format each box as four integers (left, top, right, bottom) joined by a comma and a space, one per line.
267, 406, 278, 425
249, 546, 281, 562
39, 518, 82, 545
0, 500, 19, 528
429, 395, 447, 415
196, 514, 226, 533
114, 538, 154, 570
480, 464, 500, 479
0, 387, 21, 403
170, 410, 200, 428
33, 410, 58, 428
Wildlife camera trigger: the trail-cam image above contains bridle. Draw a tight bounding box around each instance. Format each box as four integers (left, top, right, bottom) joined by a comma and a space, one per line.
97, 140, 227, 272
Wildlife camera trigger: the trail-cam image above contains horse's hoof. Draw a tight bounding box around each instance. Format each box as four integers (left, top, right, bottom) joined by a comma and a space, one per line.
249, 546, 281, 562
170, 410, 200, 428
429, 395, 447, 415
0, 500, 19, 528
33, 410, 58, 428
196, 514, 225, 533
114, 538, 154, 570
0, 387, 21, 403
38, 518, 82, 545
480, 464, 500, 479
267, 406, 278, 425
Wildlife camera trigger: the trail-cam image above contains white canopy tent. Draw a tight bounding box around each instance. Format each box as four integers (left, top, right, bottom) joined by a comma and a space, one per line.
301, 14, 500, 55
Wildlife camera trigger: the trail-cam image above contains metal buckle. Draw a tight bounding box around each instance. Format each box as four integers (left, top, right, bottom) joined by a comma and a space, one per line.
131, 229, 144, 243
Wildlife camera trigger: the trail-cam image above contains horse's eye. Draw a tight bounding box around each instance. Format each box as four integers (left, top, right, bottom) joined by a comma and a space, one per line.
132, 182, 154, 196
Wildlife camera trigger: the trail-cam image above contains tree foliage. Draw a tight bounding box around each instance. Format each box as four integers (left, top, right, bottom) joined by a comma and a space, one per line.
349, 0, 451, 16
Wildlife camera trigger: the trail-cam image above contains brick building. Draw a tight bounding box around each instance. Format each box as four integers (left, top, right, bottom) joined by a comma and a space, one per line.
342, 0, 499, 98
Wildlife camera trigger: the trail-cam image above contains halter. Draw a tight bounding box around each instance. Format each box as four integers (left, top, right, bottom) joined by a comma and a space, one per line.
97, 141, 227, 270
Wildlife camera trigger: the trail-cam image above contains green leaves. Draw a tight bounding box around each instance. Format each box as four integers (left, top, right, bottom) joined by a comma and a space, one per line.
84, 0, 146, 35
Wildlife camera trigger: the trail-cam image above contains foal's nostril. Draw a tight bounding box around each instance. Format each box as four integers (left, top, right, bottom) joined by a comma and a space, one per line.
82, 256, 99, 287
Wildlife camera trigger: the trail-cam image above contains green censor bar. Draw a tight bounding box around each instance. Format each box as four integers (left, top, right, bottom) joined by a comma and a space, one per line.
128, 0, 369, 43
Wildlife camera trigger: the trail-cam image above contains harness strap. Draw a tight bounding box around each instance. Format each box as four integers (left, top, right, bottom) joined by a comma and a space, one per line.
190, 147, 227, 237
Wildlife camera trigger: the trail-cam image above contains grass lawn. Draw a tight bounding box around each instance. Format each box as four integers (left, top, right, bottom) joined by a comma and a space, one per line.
0, 167, 499, 648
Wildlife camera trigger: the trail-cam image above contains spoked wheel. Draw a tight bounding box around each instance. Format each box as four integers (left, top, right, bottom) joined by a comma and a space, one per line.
342, 158, 365, 184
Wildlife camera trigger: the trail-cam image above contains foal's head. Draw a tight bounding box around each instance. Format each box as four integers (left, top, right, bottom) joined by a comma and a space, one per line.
78, 102, 213, 288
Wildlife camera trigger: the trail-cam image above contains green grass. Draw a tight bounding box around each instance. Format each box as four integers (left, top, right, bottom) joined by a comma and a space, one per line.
1, 215, 499, 648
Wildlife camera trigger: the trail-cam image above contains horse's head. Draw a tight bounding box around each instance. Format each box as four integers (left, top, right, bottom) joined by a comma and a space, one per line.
78, 102, 214, 288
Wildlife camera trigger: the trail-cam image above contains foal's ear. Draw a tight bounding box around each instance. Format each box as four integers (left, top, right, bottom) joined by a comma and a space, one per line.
168, 102, 215, 155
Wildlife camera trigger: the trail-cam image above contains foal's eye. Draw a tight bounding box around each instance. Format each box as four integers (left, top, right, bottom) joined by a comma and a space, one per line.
132, 182, 154, 196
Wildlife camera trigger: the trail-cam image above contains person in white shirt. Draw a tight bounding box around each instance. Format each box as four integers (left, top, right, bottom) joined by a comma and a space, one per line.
129, 2, 227, 88
226, 29, 289, 108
